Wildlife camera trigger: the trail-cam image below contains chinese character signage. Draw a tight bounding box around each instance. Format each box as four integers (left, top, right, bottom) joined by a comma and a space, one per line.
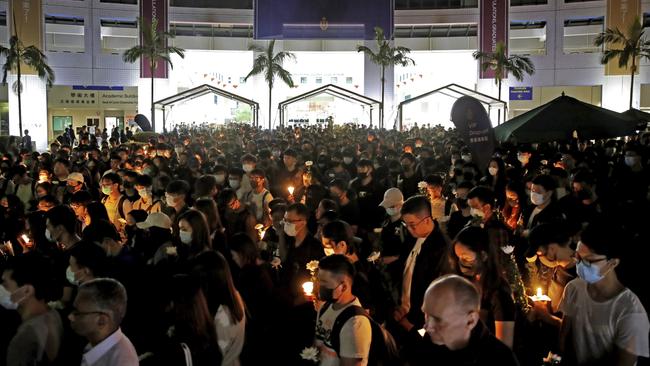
10, 0, 43, 76
605, 0, 640, 75
479, 0, 509, 79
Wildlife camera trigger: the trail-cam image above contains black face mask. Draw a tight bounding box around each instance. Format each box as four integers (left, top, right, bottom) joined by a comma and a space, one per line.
319, 283, 341, 302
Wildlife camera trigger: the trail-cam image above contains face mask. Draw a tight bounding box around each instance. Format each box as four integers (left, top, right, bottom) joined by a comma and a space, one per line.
461, 155, 472, 163
318, 283, 341, 302
385, 207, 399, 217
470, 208, 484, 218
214, 174, 226, 184
45, 228, 55, 242
138, 188, 151, 198
0, 285, 18, 310
343, 157, 353, 165
284, 222, 297, 237
488, 167, 498, 176
179, 230, 193, 244
243, 164, 254, 173
101, 186, 112, 195
577, 260, 607, 284
273, 150, 281, 157
357, 172, 368, 179
165, 195, 177, 207
229, 179, 241, 190
66, 266, 80, 286
143, 168, 154, 176
530, 192, 546, 206
324, 247, 335, 256
625, 156, 638, 167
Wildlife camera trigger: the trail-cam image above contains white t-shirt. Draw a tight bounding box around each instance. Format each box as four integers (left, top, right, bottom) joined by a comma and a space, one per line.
559, 278, 650, 364
315, 298, 372, 366
215, 303, 246, 366
245, 189, 273, 223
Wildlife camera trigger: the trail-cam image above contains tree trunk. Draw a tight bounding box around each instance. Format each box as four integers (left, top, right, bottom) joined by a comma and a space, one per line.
268, 85, 272, 130
629, 61, 636, 110
497, 79, 502, 124
150, 59, 156, 132
17, 60, 23, 137
379, 65, 384, 129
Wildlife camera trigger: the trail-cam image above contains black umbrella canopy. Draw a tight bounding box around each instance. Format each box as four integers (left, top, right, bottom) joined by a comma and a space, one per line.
134, 114, 153, 132
495, 94, 641, 143
622, 108, 650, 124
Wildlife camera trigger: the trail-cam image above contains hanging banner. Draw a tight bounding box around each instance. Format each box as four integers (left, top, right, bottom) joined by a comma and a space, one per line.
605, 0, 640, 75
140, 0, 168, 78
478, 0, 509, 79
254, 0, 394, 40
9, 0, 43, 76
450, 96, 496, 169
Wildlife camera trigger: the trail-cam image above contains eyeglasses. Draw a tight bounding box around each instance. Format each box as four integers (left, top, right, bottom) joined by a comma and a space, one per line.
282, 218, 304, 224
70, 310, 108, 318
404, 216, 431, 230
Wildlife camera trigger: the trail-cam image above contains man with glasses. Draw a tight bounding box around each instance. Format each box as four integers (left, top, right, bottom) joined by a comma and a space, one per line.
558, 221, 649, 366
70, 278, 138, 366
392, 195, 449, 344
411, 274, 519, 365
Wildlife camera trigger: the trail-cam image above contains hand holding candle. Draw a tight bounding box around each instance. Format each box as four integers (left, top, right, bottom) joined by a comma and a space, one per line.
302, 281, 314, 297
529, 287, 551, 302
288, 186, 295, 196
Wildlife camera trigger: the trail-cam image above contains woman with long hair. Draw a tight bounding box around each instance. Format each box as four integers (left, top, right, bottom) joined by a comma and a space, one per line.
177, 209, 212, 258
451, 226, 516, 349
193, 198, 227, 256
480, 157, 507, 207
191, 251, 245, 366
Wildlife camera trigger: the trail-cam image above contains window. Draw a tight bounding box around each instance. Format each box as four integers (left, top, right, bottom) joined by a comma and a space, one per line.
395, 0, 477, 9
170, 0, 252, 8
300, 77, 307, 84
100, 0, 137, 3
510, 21, 547, 56
331, 77, 338, 84
52, 116, 72, 135
511, 0, 546, 5
563, 17, 603, 54
100, 19, 137, 54
0, 12, 7, 47
394, 24, 477, 38
315, 77, 322, 84
346, 77, 353, 84
45, 15, 85, 53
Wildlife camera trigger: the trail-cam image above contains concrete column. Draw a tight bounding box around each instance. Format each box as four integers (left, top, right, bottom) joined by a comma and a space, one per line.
8, 74, 48, 151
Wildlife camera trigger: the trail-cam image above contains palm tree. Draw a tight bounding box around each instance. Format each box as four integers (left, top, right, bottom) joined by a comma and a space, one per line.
473, 41, 535, 123
244, 39, 295, 129
357, 27, 414, 128
594, 16, 650, 109
0, 23, 55, 137
123, 17, 184, 132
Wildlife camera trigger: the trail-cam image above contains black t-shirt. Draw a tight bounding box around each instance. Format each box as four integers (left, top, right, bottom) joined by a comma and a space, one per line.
339, 200, 361, 227
480, 281, 516, 334
349, 178, 386, 230
283, 234, 325, 289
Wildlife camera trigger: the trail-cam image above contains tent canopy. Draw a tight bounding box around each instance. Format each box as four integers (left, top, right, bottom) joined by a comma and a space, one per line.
495, 94, 642, 143
622, 108, 650, 123
278, 84, 381, 127
154, 84, 259, 128
396, 83, 506, 130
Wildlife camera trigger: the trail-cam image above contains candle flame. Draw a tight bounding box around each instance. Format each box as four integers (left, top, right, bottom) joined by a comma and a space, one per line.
302, 281, 314, 296
288, 186, 295, 195
536, 287, 543, 298
21, 234, 30, 243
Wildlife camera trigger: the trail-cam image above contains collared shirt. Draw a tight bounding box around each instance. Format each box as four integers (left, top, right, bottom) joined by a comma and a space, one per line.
81, 328, 138, 366
399, 236, 426, 316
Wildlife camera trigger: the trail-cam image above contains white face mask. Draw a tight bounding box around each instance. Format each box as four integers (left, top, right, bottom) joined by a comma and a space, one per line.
385, 207, 400, 217
138, 188, 151, 199
166, 196, 179, 207
530, 192, 546, 206
45, 228, 55, 242
0, 285, 18, 310
179, 230, 192, 244
323, 247, 335, 256
470, 207, 485, 218
214, 174, 226, 184
284, 222, 297, 237
229, 179, 241, 190
343, 157, 353, 165
625, 156, 638, 167
243, 164, 254, 173
488, 167, 498, 176
461, 155, 472, 163
66, 266, 80, 286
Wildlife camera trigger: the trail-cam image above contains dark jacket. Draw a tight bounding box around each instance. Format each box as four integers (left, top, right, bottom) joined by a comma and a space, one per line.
406, 222, 450, 328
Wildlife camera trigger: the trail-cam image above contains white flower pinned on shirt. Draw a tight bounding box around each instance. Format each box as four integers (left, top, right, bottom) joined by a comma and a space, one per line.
367, 251, 381, 263
300, 346, 320, 363
417, 181, 428, 190
501, 245, 515, 255
542, 351, 562, 365
305, 161, 313, 167
271, 257, 282, 269
165, 246, 178, 256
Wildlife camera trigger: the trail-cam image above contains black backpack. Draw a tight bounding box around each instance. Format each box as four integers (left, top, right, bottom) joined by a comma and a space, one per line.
320, 302, 400, 366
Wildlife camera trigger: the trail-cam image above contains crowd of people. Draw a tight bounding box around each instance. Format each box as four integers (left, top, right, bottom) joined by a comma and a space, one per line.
0, 122, 649, 366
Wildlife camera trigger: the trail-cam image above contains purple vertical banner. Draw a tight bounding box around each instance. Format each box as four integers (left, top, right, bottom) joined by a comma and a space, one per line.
479, 0, 508, 79
140, 0, 168, 78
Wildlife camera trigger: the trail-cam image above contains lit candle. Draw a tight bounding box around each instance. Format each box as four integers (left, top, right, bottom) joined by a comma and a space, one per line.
288, 186, 295, 195
529, 287, 552, 302
302, 281, 314, 297
21, 234, 30, 243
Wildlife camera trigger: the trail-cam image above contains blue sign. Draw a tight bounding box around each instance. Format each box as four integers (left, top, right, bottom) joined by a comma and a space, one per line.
509, 87, 533, 101
254, 0, 394, 40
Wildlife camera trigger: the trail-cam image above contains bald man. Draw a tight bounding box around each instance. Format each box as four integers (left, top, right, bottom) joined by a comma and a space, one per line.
410, 274, 519, 366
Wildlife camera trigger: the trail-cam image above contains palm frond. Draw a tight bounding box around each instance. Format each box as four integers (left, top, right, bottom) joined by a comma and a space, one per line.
274, 65, 295, 88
